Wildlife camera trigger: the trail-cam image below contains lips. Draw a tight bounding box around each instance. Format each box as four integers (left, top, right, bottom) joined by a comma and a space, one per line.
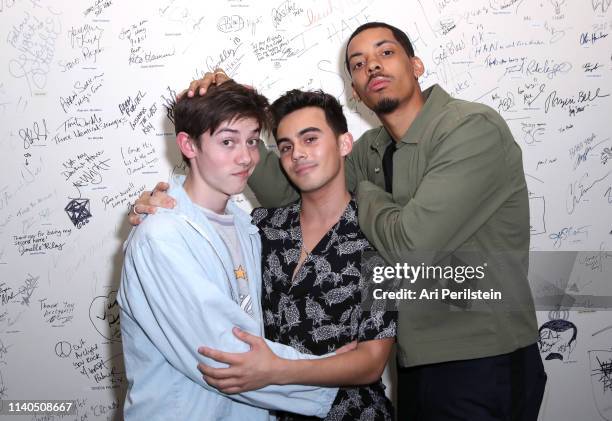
232, 169, 251, 178
293, 163, 317, 175
368, 76, 391, 92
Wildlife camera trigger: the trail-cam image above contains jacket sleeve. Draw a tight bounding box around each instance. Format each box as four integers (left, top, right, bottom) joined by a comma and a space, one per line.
120, 232, 337, 417
355, 114, 510, 265
247, 141, 299, 207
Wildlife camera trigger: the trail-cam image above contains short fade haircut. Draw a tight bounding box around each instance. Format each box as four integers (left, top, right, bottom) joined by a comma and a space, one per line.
173, 81, 270, 166
270, 89, 348, 140
345, 22, 415, 73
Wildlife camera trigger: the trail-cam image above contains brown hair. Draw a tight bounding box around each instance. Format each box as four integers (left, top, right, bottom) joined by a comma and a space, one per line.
173, 81, 270, 165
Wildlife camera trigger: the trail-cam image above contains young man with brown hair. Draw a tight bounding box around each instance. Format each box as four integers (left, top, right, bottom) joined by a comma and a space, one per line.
118, 82, 339, 420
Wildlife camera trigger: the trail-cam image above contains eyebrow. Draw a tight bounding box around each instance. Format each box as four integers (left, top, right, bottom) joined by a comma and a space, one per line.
213, 127, 260, 136
277, 127, 322, 144
348, 39, 398, 61
298, 126, 322, 136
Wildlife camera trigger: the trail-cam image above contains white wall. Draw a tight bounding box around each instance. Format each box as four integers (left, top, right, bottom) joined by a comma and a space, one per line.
0, 0, 611, 420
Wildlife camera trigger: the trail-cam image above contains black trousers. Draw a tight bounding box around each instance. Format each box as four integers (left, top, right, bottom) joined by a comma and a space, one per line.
396, 344, 546, 421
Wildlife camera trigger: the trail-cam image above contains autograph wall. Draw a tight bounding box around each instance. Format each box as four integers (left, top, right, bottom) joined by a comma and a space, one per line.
1, 0, 611, 420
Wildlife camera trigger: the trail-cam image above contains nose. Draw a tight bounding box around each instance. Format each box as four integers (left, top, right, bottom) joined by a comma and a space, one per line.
367, 57, 382, 74
291, 142, 307, 162
236, 144, 253, 167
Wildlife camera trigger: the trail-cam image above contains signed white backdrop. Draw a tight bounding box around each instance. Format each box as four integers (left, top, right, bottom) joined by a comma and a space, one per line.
0, 0, 611, 420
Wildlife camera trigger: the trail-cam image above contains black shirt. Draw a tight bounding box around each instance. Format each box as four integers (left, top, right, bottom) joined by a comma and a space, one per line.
253, 199, 396, 421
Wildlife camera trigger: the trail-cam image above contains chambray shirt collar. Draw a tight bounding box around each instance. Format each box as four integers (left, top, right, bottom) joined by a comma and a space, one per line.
370, 84, 451, 154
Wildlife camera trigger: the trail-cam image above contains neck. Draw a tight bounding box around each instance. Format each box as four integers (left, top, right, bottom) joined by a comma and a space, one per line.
300, 172, 351, 225
183, 172, 229, 214
378, 89, 425, 141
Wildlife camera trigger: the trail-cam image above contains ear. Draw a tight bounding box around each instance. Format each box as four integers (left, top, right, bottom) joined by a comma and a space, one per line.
351, 83, 361, 103
411, 56, 425, 79
176, 132, 198, 161
338, 132, 354, 158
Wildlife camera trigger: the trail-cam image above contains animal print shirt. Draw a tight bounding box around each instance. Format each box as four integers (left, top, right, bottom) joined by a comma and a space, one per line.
253, 199, 396, 421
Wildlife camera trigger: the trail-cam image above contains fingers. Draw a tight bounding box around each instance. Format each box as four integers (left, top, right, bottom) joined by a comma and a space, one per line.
197, 363, 236, 380
220, 387, 243, 395
188, 72, 215, 97
150, 183, 175, 208
186, 78, 201, 98
137, 190, 152, 202
128, 203, 156, 226
198, 346, 239, 365
198, 363, 245, 393
212, 69, 230, 85
153, 181, 170, 192
182, 69, 230, 99
135, 204, 160, 215
127, 183, 175, 226
203, 374, 244, 394
232, 327, 261, 347
128, 211, 143, 226
144, 189, 175, 209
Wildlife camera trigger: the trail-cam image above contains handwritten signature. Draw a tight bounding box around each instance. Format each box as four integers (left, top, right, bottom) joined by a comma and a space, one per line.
566, 171, 612, 214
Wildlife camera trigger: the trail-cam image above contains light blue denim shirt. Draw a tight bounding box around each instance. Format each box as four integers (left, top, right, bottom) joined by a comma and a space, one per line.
118, 176, 337, 420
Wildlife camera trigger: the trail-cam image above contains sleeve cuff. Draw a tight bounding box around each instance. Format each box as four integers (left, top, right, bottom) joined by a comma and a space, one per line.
314, 387, 339, 418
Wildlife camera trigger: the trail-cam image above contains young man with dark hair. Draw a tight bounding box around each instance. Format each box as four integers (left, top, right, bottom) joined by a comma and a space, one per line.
198, 89, 396, 421
118, 81, 339, 420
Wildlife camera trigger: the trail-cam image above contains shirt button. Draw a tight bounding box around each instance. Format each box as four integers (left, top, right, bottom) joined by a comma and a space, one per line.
374, 167, 381, 173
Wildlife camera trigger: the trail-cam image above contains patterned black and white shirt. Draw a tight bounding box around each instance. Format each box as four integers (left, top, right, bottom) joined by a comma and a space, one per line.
253, 199, 396, 421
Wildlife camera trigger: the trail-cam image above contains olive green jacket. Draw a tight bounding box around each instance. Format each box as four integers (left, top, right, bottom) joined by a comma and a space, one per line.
249, 84, 538, 367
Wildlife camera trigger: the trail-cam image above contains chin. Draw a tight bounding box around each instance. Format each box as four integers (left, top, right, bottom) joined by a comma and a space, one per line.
226, 183, 248, 196
295, 180, 327, 193
372, 97, 400, 114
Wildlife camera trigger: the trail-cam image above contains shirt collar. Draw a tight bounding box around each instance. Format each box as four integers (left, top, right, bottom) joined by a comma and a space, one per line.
287, 198, 358, 232
170, 175, 258, 235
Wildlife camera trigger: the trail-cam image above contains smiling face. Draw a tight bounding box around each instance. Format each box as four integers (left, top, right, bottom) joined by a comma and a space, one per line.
178, 117, 261, 207
275, 106, 351, 194
347, 27, 424, 115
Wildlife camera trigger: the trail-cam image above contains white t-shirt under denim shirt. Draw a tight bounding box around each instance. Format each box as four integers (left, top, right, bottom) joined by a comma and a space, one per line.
199, 205, 255, 318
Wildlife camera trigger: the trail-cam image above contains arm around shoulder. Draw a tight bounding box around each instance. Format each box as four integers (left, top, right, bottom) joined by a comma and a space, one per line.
248, 141, 299, 207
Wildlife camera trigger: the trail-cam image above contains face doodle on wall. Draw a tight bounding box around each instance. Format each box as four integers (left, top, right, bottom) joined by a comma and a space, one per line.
65, 198, 92, 228
89, 291, 120, 341
538, 319, 578, 361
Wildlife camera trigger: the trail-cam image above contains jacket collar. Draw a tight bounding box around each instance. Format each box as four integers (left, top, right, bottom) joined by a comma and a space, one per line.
369, 84, 451, 155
